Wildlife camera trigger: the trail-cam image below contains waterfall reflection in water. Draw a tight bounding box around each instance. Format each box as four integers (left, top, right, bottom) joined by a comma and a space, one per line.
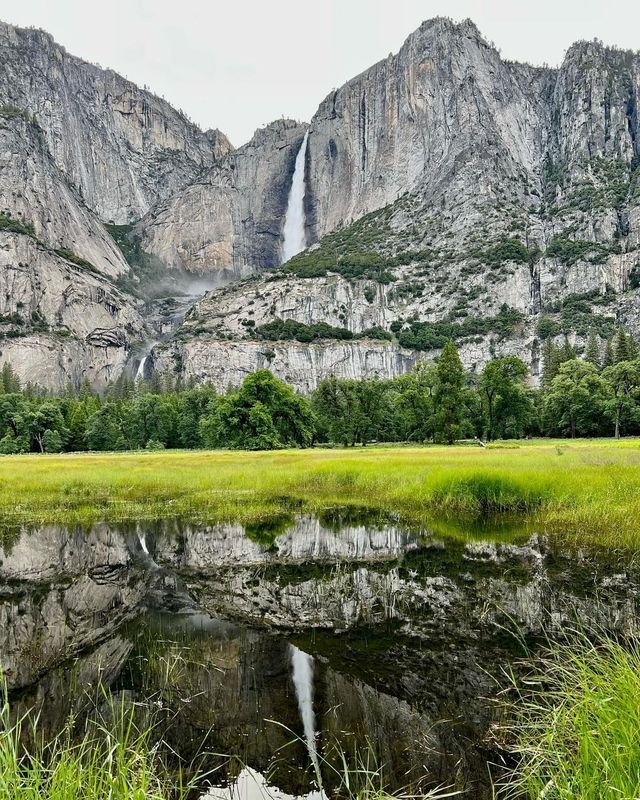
204, 767, 326, 800
289, 645, 322, 787
2, 514, 638, 798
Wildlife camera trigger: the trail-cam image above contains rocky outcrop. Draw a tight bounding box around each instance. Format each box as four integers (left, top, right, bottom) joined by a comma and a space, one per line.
305, 18, 549, 240
153, 337, 419, 392
0, 21, 229, 223
140, 120, 307, 275
304, 21, 640, 251
0, 231, 145, 390
0, 112, 129, 276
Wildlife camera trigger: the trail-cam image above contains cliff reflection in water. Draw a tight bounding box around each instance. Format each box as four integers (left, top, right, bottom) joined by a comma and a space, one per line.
1, 514, 640, 797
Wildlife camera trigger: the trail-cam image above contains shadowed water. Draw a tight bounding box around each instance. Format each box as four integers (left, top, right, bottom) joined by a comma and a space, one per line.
1, 515, 639, 798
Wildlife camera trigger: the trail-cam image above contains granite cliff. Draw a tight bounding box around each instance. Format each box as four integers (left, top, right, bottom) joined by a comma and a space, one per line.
154, 19, 640, 389
1, 17, 640, 390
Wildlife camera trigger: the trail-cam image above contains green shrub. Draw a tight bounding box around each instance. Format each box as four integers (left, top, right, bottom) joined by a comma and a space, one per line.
358, 326, 393, 341
255, 318, 353, 343
0, 213, 36, 237
398, 305, 524, 351
485, 237, 531, 266
536, 316, 561, 340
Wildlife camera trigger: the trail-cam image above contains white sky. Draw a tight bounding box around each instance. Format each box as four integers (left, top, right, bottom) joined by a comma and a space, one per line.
0, 0, 638, 147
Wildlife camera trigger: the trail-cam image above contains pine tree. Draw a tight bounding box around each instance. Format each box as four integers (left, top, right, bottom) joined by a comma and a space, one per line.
613, 328, 633, 363
434, 341, 465, 444
603, 338, 615, 367
0, 362, 20, 393
584, 328, 601, 368
542, 339, 562, 386
560, 336, 575, 363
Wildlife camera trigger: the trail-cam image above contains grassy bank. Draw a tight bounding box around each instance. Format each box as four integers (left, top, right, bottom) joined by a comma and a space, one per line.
1, 439, 640, 545
503, 635, 640, 798
0, 698, 194, 800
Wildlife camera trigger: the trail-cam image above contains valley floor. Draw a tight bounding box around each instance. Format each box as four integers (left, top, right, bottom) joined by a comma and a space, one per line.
2, 438, 640, 547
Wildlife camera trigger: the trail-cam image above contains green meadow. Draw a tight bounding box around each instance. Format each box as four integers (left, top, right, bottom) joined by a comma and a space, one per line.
5, 438, 640, 799
3, 438, 640, 547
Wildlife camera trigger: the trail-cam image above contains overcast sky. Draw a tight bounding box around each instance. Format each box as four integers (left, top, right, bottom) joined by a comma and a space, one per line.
1, 0, 638, 146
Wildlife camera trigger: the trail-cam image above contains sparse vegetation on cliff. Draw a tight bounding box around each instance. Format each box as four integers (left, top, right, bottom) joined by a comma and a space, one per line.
397, 305, 524, 350
0, 212, 36, 237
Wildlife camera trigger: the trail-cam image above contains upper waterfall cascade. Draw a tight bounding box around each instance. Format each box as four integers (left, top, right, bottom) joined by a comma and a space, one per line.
281, 131, 309, 263
135, 356, 148, 382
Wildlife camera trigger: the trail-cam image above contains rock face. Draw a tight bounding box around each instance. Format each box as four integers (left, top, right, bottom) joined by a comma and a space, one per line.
0, 231, 146, 390
0, 114, 129, 276
2, 16, 640, 389
154, 337, 418, 392
151, 19, 640, 388
305, 18, 548, 239
304, 20, 639, 249
0, 21, 228, 224
140, 120, 307, 276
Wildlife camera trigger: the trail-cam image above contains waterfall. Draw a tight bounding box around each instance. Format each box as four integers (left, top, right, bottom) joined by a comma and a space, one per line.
281, 131, 309, 263
135, 355, 147, 382
290, 644, 322, 787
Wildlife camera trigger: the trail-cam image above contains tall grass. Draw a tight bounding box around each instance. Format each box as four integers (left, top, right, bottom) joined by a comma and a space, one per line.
501, 635, 640, 799
0, 439, 639, 547
0, 690, 196, 800
323, 741, 460, 800
1, 688, 459, 800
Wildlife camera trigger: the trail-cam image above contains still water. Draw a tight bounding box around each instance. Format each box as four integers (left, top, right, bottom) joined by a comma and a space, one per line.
1, 513, 638, 797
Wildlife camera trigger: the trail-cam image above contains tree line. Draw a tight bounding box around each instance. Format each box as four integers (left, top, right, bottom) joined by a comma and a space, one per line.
0, 327, 639, 453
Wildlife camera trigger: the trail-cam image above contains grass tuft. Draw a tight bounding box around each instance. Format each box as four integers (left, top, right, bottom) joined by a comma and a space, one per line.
501, 634, 640, 799
430, 473, 550, 514
0, 690, 195, 799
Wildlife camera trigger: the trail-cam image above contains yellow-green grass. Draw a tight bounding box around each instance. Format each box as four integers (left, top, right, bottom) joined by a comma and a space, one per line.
0, 693, 197, 800
503, 634, 640, 798
3, 438, 640, 547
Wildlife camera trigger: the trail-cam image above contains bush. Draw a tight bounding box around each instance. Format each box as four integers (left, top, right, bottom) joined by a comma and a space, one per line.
255, 318, 353, 343
358, 326, 393, 341
485, 237, 531, 266
42, 429, 64, 453
536, 316, 561, 340
398, 305, 524, 351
